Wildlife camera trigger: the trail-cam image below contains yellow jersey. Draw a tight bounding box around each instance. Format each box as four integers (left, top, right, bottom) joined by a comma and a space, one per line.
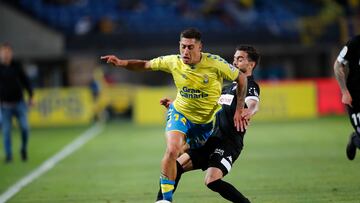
150, 53, 239, 124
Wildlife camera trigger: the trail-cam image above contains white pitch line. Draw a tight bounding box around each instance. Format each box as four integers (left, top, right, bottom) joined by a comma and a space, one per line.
0, 123, 104, 203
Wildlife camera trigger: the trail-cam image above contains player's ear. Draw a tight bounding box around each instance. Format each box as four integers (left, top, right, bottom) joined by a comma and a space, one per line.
249, 61, 256, 69
199, 42, 202, 51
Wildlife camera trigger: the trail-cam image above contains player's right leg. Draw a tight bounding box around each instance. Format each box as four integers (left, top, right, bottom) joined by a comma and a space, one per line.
346, 105, 360, 160
159, 104, 190, 202
155, 153, 193, 202
1, 106, 13, 163
204, 140, 250, 203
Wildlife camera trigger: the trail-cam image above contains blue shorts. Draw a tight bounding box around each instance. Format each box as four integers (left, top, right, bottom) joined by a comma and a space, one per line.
166, 104, 214, 149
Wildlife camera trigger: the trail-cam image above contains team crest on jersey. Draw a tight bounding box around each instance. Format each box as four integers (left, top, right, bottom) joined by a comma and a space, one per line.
203, 74, 209, 83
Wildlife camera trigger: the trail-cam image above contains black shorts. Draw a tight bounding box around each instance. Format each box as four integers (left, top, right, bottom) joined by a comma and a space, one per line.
346, 104, 360, 134
188, 136, 241, 176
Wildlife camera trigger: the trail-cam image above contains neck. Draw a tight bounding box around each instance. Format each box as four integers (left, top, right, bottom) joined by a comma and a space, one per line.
190, 53, 202, 65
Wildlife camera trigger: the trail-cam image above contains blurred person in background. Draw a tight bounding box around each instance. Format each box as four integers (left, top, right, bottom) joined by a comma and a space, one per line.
155, 45, 260, 203
0, 43, 34, 163
334, 35, 360, 160
101, 28, 247, 202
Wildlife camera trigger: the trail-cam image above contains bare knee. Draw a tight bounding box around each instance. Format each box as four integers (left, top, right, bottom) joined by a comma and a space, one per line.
204, 167, 223, 186
164, 144, 181, 161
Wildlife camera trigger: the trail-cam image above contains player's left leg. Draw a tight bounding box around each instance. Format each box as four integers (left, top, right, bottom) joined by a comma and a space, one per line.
205, 142, 250, 203
345, 105, 360, 160
1, 106, 13, 163
156, 153, 193, 202
205, 167, 250, 203
15, 101, 29, 161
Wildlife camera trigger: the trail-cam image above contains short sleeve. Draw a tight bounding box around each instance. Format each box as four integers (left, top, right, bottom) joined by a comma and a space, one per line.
149, 55, 177, 73
217, 60, 239, 81
245, 80, 260, 103
337, 36, 359, 65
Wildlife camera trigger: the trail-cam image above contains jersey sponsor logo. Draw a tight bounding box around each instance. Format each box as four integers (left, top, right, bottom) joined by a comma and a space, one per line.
227, 156, 233, 164
214, 148, 224, 156
218, 94, 234, 105
180, 86, 208, 99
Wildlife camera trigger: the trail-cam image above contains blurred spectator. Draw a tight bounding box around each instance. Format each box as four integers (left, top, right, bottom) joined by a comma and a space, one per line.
337, 0, 360, 41
74, 15, 93, 35
0, 43, 34, 163
224, 0, 257, 26
300, 0, 343, 45
202, 0, 235, 26
98, 17, 115, 34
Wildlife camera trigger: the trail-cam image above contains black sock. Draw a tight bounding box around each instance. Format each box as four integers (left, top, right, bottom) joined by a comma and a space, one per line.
156, 161, 184, 201
353, 132, 360, 148
207, 179, 250, 203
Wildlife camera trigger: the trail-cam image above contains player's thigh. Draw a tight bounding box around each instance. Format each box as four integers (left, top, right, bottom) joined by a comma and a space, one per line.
346, 105, 360, 133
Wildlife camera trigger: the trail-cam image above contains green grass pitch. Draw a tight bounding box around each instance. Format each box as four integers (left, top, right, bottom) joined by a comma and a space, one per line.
1, 116, 360, 203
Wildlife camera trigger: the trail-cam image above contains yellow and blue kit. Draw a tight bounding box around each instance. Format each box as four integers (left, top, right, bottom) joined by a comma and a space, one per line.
150, 53, 239, 148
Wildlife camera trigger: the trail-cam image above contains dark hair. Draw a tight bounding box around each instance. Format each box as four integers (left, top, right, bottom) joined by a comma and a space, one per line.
180, 28, 202, 42
0, 42, 11, 48
236, 45, 260, 68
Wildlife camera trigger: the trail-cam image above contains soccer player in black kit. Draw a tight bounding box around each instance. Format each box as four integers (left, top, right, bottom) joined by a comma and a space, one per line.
334, 35, 360, 161
156, 45, 260, 203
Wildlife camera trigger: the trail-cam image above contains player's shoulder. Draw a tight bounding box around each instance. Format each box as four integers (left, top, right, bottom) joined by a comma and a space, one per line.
152, 54, 180, 62
347, 35, 360, 46
202, 52, 229, 65
247, 76, 259, 87
156, 54, 181, 61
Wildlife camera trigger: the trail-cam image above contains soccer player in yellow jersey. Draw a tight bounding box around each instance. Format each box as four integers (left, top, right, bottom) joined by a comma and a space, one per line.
101, 28, 247, 202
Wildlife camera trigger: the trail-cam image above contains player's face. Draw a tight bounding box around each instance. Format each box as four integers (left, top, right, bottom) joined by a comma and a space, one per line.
0, 46, 13, 65
179, 38, 202, 65
233, 50, 253, 73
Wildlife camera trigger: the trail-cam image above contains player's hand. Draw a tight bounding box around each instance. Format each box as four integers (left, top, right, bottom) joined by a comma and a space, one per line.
241, 108, 252, 127
100, 55, 127, 67
234, 108, 247, 132
342, 90, 353, 107
160, 97, 172, 109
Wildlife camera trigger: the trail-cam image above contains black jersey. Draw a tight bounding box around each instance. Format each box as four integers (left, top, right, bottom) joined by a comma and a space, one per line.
337, 35, 360, 103
214, 75, 260, 152
0, 62, 33, 103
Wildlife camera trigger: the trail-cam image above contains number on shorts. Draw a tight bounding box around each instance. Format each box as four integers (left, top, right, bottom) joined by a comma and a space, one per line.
351, 113, 360, 126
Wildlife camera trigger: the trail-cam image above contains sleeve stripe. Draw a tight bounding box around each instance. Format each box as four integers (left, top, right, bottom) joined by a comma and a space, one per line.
337, 55, 349, 65
245, 96, 259, 103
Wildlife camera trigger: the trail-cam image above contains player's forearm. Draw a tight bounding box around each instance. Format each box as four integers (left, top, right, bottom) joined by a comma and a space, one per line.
121, 60, 150, 71
334, 61, 348, 93
235, 73, 247, 110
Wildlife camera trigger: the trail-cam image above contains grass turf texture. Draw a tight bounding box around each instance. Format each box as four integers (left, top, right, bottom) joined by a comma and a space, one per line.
1, 116, 359, 203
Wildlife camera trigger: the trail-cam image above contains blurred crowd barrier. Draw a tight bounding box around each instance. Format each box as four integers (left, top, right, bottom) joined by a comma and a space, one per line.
27, 78, 344, 127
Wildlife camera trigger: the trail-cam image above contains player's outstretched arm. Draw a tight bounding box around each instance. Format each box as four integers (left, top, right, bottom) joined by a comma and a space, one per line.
334, 60, 352, 107
234, 73, 247, 132
100, 55, 151, 71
